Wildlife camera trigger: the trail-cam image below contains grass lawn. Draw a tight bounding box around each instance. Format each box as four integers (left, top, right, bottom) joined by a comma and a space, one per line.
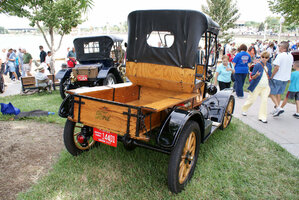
1, 92, 298, 199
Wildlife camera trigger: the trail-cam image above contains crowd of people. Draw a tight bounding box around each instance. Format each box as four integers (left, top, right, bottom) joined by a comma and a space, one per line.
0, 45, 76, 93
214, 39, 299, 122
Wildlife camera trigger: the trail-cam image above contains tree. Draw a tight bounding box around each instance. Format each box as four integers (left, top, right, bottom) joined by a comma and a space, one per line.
202, 0, 240, 43
268, 0, 299, 26
0, 26, 8, 34
265, 16, 280, 33
245, 21, 260, 28
0, 0, 93, 57
258, 22, 265, 32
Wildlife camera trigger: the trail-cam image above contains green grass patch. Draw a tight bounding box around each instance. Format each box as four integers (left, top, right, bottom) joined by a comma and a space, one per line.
1, 91, 298, 199
0, 90, 65, 125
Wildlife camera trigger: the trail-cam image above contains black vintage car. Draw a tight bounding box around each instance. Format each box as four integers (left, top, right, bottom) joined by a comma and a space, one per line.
56, 35, 125, 99
59, 10, 234, 194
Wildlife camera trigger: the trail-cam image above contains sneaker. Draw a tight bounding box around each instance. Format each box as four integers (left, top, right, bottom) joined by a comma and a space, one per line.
273, 108, 284, 117
237, 96, 245, 99
259, 119, 268, 123
242, 112, 247, 116
293, 113, 299, 119
270, 108, 277, 115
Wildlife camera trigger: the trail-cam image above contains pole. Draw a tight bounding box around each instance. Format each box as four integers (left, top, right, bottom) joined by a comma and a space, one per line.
279, 17, 285, 43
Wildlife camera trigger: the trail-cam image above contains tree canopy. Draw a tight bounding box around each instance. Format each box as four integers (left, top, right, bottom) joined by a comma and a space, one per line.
0, 0, 93, 55
202, 0, 240, 43
268, 0, 299, 25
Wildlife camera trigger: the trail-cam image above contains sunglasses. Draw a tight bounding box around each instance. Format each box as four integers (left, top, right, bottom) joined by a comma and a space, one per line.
262, 56, 269, 59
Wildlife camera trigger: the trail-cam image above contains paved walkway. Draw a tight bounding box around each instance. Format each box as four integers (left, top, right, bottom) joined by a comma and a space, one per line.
233, 92, 299, 158
0, 76, 21, 97
0, 76, 22, 97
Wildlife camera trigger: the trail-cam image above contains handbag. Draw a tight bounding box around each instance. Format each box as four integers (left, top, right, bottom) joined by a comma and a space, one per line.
229, 63, 235, 82
259, 62, 275, 87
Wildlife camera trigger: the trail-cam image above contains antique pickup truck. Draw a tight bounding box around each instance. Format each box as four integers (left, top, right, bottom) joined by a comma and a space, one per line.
59, 10, 234, 193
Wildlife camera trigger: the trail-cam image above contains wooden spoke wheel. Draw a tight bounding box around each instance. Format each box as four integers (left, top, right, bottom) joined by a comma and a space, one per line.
220, 95, 235, 130
179, 131, 196, 184
63, 119, 99, 156
168, 121, 200, 194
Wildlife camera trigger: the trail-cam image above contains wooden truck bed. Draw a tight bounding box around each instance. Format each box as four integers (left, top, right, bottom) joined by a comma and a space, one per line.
67, 83, 201, 141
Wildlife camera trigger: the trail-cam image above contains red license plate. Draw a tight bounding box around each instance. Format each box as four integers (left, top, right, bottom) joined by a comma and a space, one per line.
77, 75, 88, 81
93, 128, 117, 147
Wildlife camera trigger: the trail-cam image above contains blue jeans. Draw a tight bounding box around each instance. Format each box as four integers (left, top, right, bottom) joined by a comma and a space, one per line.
234, 73, 247, 97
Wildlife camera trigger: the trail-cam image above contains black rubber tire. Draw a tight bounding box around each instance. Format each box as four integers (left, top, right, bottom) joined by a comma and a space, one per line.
168, 120, 201, 194
220, 95, 235, 130
60, 78, 68, 99
103, 73, 116, 86
0, 75, 4, 93
63, 119, 99, 156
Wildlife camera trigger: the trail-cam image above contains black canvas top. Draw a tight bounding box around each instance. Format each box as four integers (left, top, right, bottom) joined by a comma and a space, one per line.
126, 10, 220, 68
74, 35, 123, 63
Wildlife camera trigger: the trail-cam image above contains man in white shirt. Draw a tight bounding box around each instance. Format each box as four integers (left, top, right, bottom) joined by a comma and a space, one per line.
35, 63, 53, 92
45, 51, 55, 74
225, 43, 232, 55
270, 41, 294, 116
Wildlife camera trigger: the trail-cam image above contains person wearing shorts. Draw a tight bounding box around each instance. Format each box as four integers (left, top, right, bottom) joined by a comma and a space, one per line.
270, 41, 294, 116
281, 61, 299, 118
22, 49, 32, 77
7, 48, 19, 81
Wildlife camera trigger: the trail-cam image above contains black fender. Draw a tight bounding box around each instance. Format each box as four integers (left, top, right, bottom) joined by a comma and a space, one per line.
58, 94, 74, 118
201, 88, 234, 123
157, 109, 205, 149
97, 66, 123, 83
55, 68, 72, 80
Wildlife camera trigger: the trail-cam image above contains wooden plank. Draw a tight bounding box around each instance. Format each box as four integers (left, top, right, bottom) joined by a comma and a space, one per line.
127, 86, 199, 112
126, 62, 196, 93
114, 85, 139, 103
21, 77, 35, 85
140, 97, 194, 112
196, 65, 205, 76
73, 97, 137, 136
67, 86, 112, 95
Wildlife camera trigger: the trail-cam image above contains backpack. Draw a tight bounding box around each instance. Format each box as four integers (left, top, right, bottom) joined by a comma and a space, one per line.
67, 58, 77, 68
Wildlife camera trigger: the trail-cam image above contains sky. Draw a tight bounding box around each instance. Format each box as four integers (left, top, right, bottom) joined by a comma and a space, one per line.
0, 0, 276, 29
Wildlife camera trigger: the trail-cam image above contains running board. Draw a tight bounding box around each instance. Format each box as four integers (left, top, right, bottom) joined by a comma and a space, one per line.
203, 120, 222, 142
211, 121, 221, 133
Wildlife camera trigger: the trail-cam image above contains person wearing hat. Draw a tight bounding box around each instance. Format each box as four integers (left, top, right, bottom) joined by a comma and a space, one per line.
35, 63, 52, 92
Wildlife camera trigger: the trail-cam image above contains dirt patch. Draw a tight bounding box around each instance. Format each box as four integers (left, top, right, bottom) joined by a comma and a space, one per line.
0, 121, 64, 200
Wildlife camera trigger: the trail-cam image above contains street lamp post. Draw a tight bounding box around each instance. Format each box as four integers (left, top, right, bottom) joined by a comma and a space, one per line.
279, 17, 285, 43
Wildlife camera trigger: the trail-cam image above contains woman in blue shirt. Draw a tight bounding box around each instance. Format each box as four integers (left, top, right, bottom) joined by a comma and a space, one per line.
214, 55, 235, 90
232, 44, 252, 98
242, 51, 272, 123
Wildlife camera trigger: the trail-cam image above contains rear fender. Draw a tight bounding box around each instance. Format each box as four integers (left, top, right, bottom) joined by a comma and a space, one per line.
157, 109, 205, 149
55, 69, 72, 80
97, 67, 123, 83
58, 95, 74, 118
